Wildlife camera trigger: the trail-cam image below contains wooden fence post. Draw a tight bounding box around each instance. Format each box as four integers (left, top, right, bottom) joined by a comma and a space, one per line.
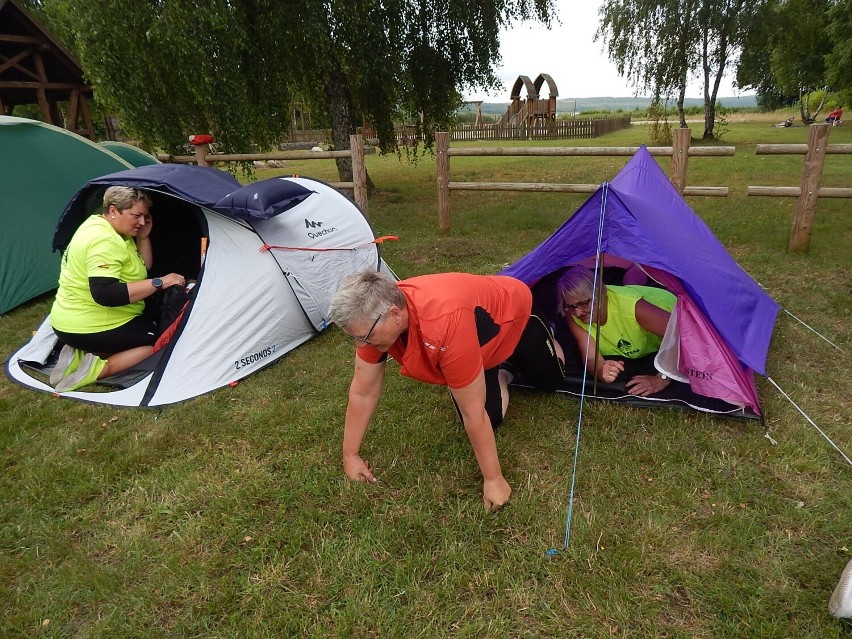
789, 124, 830, 252
670, 128, 691, 195
436, 132, 451, 232
350, 134, 368, 217
194, 144, 210, 168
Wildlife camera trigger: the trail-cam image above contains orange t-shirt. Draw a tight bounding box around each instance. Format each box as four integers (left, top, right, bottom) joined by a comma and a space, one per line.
357, 273, 532, 389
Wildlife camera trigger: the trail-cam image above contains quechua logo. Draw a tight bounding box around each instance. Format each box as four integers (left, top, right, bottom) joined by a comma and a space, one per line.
304, 218, 337, 239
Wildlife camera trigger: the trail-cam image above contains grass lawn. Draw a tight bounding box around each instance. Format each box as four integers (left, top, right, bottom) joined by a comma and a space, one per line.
1, 122, 850, 638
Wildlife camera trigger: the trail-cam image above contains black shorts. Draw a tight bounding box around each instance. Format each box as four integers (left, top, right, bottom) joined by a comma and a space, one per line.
54, 314, 158, 355
451, 306, 565, 429
504, 311, 566, 392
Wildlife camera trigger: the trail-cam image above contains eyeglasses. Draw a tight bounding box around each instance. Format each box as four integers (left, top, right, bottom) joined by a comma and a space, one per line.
562, 298, 592, 312
352, 313, 384, 345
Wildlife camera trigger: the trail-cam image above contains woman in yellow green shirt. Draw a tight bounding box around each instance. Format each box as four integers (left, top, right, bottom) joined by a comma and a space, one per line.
557, 266, 675, 397
49, 186, 185, 392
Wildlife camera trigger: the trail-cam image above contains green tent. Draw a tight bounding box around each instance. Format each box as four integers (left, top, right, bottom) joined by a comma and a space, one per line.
0, 116, 133, 314
99, 141, 160, 167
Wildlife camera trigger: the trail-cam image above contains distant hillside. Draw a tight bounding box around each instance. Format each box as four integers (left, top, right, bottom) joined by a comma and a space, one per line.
462, 95, 757, 116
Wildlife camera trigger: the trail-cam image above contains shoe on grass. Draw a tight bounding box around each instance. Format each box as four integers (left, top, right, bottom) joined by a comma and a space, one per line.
49, 345, 84, 387
54, 352, 107, 393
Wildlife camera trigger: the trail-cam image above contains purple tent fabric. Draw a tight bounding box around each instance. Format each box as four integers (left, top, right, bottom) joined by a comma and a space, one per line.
501, 146, 779, 380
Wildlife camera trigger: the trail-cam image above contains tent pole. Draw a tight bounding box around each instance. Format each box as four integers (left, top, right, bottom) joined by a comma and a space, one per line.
591, 259, 605, 395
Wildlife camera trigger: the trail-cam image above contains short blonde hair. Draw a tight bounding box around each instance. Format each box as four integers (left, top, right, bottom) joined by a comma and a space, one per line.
330, 268, 405, 329
103, 186, 153, 213
556, 267, 596, 316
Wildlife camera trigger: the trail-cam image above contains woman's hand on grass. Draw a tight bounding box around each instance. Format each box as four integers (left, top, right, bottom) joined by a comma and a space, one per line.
343, 453, 377, 483
483, 476, 511, 512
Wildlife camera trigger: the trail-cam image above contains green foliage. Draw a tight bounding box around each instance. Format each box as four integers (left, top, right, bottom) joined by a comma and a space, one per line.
754, 88, 799, 112
29, 0, 557, 159
455, 109, 499, 125
737, 0, 849, 116
767, 0, 831, 95
646, 100, 673, 144
806, 89, 830, 114
8, 103, 40, 119
32, 0, 294, 153
825, 0, 852, 102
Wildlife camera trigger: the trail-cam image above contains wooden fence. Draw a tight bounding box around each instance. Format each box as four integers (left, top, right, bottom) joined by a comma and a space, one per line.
289, 128, 331, 144
158, 134, 370, 216
285, 117, 631, 147
450, 116, 632, 142
746, 123, 852, 252
436, 125, 850, 250
436, 128, 732, 232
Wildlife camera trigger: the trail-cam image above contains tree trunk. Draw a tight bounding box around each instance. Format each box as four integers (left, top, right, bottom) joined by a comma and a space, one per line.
798, 88, 810, 123
702, 29, 714, 138
702, 27, 728, 139
324, 65, 354, 183
324, 62, 376, 194
704, 64, 725, 139
676, 81, 687, 128
675, 16, 691, 129
800, 87, 828, 124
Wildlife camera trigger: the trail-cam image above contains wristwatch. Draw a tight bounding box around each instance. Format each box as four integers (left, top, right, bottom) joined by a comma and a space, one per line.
152, 277, 163, 289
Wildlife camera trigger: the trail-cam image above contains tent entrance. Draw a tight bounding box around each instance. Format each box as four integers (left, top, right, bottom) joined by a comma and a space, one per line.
147, 193, 208, 282
37, 196, 207, 391
93, 195, 209, 390
525, 263, 761, 420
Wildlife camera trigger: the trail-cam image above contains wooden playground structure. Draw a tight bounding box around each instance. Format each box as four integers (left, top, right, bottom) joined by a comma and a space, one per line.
495, 73, 559, 129
456, 73, 629, 141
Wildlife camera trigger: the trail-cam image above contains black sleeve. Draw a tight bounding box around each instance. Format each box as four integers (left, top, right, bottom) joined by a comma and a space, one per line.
89, 276, 131, 307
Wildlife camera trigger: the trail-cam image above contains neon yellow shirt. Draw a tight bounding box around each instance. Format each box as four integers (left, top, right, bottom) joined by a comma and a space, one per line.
573, 285, 675, 358
50, 215, 147, 334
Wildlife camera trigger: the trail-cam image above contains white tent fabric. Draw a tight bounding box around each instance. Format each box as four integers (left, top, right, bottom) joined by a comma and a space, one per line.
253, 178, 386, 331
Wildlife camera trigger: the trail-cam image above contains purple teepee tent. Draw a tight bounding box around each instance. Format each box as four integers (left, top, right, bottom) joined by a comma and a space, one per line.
501, 146, 780, 414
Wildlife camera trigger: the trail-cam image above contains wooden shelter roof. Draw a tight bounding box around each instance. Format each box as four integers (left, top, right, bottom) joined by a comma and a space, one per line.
0, 0, 94, 137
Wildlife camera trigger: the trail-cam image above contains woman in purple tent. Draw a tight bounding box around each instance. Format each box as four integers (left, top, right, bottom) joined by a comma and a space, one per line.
556, 266, 675, 397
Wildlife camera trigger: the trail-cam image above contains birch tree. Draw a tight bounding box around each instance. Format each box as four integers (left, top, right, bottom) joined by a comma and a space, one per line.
597, 0, 758, 138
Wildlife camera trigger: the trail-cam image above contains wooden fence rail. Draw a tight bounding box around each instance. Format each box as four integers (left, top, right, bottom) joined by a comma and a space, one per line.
436, 128, 734, 232
746, 124, 852, 252
157, 134, 369, 216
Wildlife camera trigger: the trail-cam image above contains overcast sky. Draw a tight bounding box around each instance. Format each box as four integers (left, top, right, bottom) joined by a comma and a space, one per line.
463, 0, 752, 102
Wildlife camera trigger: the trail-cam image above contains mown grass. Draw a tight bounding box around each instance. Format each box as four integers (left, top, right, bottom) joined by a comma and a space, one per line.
1, 122, 850, 638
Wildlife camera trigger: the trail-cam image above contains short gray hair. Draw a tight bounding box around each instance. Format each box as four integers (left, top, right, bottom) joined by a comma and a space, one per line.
556, 267, 596, 316
103, 186, 153, 213
330, 268, 405, 329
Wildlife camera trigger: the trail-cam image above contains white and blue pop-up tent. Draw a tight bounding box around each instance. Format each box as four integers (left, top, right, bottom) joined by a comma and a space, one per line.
6, 164, 393, 406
